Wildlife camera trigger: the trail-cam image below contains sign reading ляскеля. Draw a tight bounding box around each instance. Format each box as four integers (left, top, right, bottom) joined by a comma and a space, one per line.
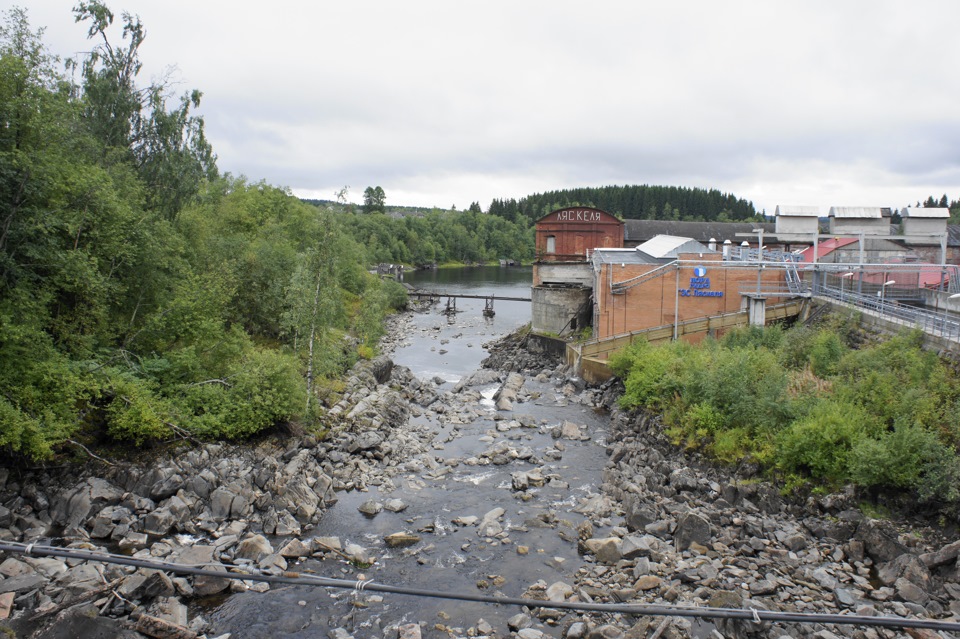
554, 209, 602, 222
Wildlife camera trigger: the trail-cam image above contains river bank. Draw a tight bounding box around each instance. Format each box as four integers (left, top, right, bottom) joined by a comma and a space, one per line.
1, 312, 960, 639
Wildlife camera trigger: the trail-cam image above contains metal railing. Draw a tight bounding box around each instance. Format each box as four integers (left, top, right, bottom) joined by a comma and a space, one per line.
610, 261, 678, 294
817, 283, 960, 342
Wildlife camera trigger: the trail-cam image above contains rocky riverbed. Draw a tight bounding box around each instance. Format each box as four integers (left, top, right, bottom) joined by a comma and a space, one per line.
1, 314, 960, 639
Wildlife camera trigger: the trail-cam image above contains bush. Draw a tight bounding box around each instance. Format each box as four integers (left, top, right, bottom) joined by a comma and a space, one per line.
776, 400, 876, 483
809, 331, 845, 377
103, 374, 174, 444
849, 424, 960, 503
220, 348, 304, 439
616, 340, 691, 412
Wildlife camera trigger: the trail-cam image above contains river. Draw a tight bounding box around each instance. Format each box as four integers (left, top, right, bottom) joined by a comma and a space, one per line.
208, 266, 613, 638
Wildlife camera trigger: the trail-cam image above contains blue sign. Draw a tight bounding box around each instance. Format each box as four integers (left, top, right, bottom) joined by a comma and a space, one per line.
679, 266, 723, 298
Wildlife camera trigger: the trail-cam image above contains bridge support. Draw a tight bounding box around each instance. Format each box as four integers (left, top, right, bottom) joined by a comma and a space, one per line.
746, 296, 766, 327
483, 297, 495, 317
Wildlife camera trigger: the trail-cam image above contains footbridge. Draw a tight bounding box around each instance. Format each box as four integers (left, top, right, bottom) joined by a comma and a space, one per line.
407, 290, 531, 317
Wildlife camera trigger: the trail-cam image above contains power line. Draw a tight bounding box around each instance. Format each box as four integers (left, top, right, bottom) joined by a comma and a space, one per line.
2, 542, 959, 633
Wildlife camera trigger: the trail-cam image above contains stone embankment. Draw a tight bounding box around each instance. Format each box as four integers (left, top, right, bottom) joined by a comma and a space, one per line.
0, 318, 959, 639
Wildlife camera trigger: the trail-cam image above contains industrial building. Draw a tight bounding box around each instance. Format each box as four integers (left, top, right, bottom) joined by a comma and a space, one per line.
531, 205, 960, 378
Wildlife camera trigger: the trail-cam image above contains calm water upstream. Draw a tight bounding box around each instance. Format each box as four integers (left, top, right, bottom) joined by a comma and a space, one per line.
397, 265, 536, 380
209, 266, 613, 638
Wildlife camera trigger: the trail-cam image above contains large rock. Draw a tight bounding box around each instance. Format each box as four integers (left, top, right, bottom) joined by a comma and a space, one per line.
209, 487, 250, 522
583, 538, 623, 564
920, 539, 960, 569
235, 534, 274, 562
370, 356, 394, 384
275, 475, 322, 520
478, 507, 505, 538
855, 519, 908, 563
50, 478, 124, 530
143, 507, 177, 536
170, 546, 229, 596
674, 512, 712, 551
877, 553, 930, 589
622, 494, 656, 532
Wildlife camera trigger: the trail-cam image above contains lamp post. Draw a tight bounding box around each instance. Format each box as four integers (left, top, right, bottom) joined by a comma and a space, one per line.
752, 229, 764, 295
880, 279, 895, 313
840, 272, 854, 302
752, 228, 765, 261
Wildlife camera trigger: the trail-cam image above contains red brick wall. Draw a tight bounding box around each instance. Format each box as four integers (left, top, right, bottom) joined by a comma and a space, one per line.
536, 207, 624, 261
595, 258, 787, 340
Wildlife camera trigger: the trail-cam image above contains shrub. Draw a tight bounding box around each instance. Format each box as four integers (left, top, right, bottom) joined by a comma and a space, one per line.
103, 373, 174, 444
848, 423, 960, 503
617, 340, 691, 411
808, 331, 845, 377
220, 348, 305, 439
776, 400, 875, 483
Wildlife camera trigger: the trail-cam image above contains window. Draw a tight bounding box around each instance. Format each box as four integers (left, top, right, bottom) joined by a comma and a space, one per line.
546, 235, 556, 254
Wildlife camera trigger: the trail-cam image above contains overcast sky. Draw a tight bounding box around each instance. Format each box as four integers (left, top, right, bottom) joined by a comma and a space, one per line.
23, 1, 960, 215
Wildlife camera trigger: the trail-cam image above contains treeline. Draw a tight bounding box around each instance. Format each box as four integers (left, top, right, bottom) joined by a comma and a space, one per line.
489, 185, 760, 224
311, 206, 535, 267
918, 194, 960, 223
0, 6, 405, 459
610, 321, 960, 511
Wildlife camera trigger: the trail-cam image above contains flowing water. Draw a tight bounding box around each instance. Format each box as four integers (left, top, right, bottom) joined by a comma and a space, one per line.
209, 266, 613, 638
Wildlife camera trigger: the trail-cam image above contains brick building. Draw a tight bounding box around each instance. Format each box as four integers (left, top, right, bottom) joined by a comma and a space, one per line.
591, 251, 787, 341
535, 207, 623, 262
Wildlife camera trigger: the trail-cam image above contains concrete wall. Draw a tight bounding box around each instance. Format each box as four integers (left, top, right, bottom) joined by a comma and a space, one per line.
775, 216, 818, 237
829, 218, 890, 236
532, 286, 592, 335
534, 262, 595, 287
920, 288, 960, 314
903, 217, 948, 241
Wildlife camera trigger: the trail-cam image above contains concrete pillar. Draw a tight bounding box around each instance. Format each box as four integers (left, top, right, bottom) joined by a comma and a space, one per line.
747, 296, 766, 327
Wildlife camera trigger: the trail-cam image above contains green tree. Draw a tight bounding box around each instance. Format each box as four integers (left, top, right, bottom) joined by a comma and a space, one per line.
362, 185, 386, 213
74, 1, 216, 219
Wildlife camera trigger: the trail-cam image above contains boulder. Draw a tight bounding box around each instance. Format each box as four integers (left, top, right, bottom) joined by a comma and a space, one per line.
674, 512, 712, 551
235, 534, 273, 562
50, 477, 124, 529
583, 537, 622, 564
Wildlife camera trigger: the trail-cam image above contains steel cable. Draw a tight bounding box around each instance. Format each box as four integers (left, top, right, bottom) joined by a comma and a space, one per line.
2, 541, 959, 632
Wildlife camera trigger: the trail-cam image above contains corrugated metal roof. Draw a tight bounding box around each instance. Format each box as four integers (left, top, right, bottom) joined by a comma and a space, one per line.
775, 205, 821, 217
828, 207, 886, 219
622, 220, 773, 243
901, 207, 950, 219
637, 235, 713, 260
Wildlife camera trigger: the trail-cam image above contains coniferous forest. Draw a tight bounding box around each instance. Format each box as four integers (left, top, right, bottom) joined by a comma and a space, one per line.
488, 185, 762, 224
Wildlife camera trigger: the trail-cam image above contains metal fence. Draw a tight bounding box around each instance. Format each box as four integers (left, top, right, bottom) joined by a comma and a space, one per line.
816, 282, 960, 342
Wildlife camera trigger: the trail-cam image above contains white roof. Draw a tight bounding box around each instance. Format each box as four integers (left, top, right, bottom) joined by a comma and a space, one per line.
775, 205, 820, 217
828, 207, 885, 219
593, 248, 659, 265
901, 207, 949, 219
636, 234, 713, 259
